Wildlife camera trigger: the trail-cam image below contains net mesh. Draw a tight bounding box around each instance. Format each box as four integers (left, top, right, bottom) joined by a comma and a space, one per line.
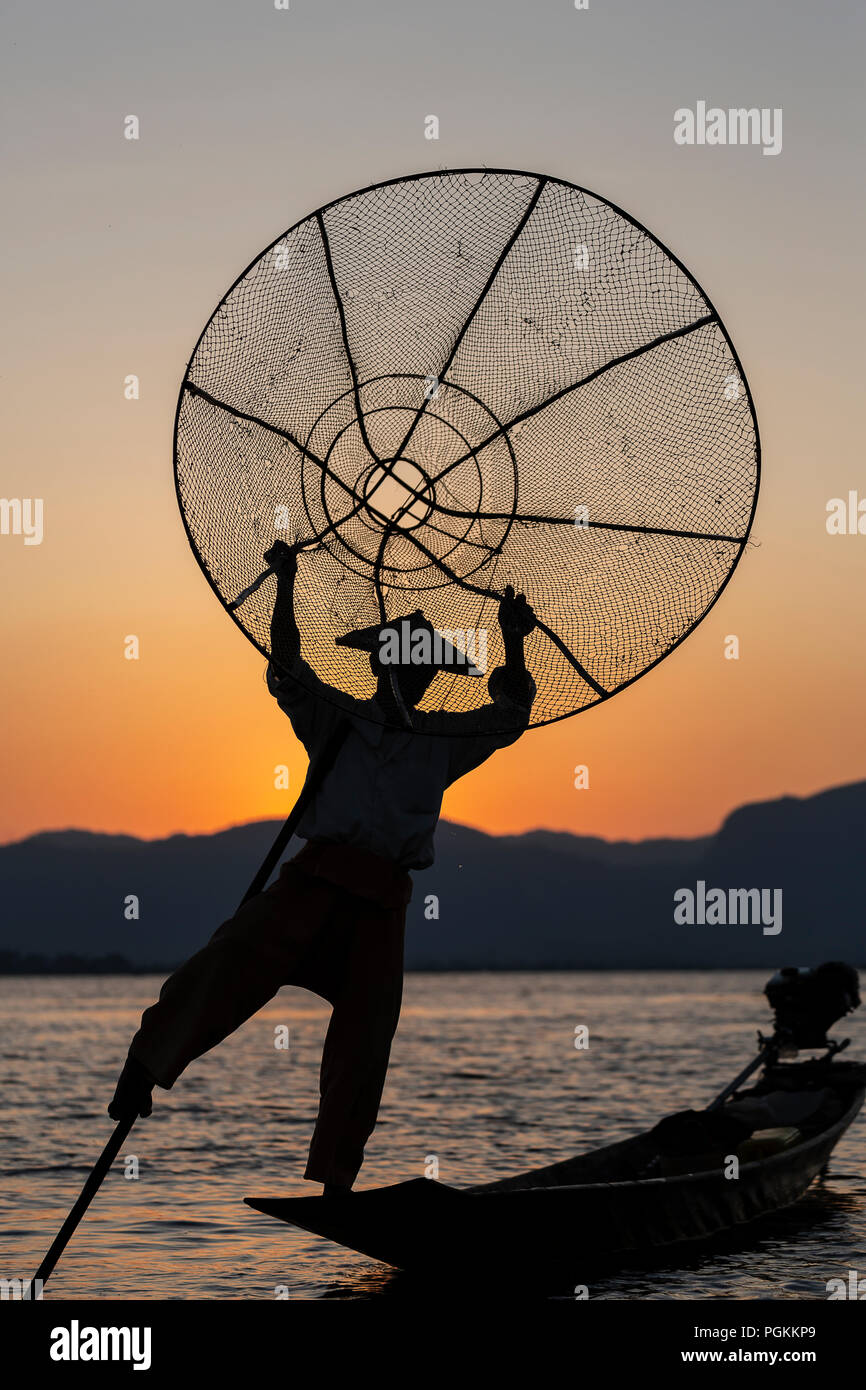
175, 169, 759, 735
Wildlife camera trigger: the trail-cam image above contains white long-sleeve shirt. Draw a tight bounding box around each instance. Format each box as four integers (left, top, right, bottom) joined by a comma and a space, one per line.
267, 659, 534, 870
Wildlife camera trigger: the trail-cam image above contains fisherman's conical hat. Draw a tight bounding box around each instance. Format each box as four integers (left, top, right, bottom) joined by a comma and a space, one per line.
336, 610, 484, 675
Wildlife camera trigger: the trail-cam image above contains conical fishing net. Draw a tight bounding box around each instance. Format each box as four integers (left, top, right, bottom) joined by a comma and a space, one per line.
174, 169, 759, 735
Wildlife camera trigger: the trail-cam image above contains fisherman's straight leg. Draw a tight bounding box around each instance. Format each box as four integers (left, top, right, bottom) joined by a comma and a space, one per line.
304, 898, 406, 1188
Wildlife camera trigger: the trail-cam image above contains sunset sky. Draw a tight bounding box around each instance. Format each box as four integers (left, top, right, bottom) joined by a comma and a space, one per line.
2, 0, 864, 846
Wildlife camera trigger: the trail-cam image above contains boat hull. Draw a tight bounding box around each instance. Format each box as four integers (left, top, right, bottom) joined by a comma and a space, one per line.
246, 1090, 864, 1272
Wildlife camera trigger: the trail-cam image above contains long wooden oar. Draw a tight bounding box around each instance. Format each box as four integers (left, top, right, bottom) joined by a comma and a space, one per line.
33, 719, 350, 1290
34, 1114, 136, 1288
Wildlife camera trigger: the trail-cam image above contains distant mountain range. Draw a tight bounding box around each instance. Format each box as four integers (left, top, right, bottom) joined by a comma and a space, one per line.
0, 781, 863, 971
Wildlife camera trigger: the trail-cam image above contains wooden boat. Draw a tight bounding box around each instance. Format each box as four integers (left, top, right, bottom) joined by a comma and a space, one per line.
246, 1052, 866, 1275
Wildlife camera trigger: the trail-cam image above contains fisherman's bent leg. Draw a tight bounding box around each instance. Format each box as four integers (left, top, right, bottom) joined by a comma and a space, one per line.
130, 864, 328, 1088
304, 898, 406, 1188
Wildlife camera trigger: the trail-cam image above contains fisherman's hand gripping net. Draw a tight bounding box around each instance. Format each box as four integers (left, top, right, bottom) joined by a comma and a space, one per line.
174, 169, 759, 735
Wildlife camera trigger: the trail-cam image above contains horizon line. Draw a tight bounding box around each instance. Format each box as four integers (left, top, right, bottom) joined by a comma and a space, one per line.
1, 775, 862, 854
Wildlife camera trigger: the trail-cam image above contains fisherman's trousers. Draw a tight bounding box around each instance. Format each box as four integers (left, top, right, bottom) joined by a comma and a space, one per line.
129, 839, 411, 1188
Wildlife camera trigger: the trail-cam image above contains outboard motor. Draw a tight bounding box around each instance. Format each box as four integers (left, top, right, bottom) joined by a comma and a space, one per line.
765, 962, 861, 1050
705, 962, 861, 1113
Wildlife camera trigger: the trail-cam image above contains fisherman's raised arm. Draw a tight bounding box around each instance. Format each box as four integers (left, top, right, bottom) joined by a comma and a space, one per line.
435, 587, 537, 781
491, 585, 536, 710
265, 539, 302, 674
263, 541, 352, 750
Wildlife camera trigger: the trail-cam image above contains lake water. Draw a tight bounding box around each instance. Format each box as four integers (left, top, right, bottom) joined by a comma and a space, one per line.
1, 970, 864, 1301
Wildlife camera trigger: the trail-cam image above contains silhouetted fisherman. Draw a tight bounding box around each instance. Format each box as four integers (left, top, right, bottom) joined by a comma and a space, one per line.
110, 540, 536, 1193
